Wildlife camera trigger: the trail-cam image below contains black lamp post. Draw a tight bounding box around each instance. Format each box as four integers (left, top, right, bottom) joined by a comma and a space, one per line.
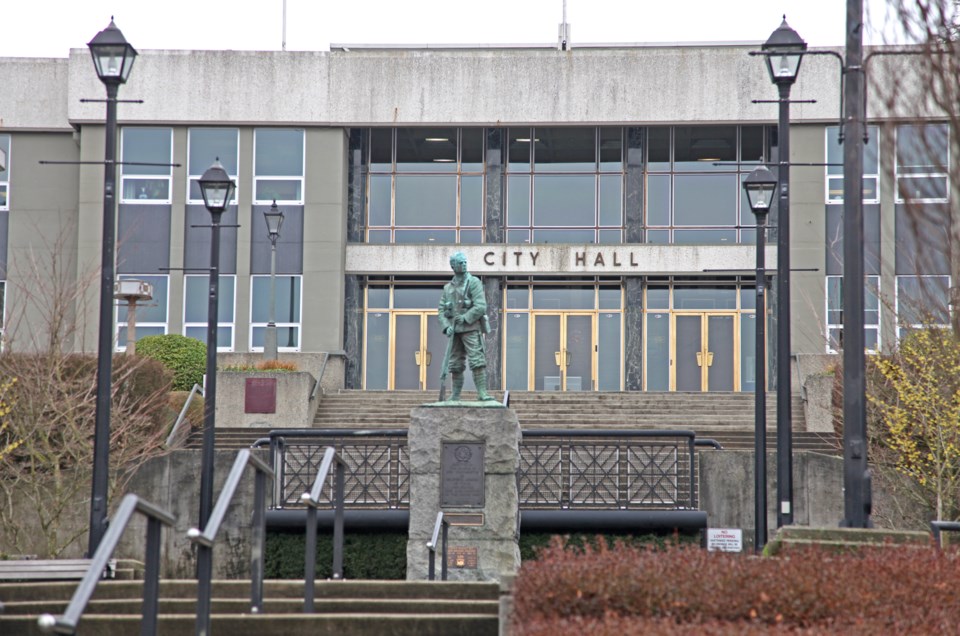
196, 160, 235, 585
262, 201, 285, 360
744, 166, 777, 552
761, 17, 806, 529
86, 18, 137, 556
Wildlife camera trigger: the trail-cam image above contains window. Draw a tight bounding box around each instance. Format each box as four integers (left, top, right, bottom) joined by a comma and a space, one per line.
825, 125, 879, 203
183, 275, 236, 351
120, 128, 172, 203
0, 280, 5, 351
367, 127, 485, 244
250, 275, 301, 351
825, 275, 880, 353
644, 125, 771, 244
254, 129, 304, 204
896, 123, 948, 203
188, 128, 239, 204
116, 275, 168, 351
507, 127, 623, 244
896, 275, 951, 339
0, 135, 9, 210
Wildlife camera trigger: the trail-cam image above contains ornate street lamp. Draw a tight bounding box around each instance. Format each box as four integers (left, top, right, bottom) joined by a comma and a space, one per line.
263, 201, 285, 360
196, 160, 235, 629
761, 16, 806, 529
744, 166, 777, 552
87, 18, 137, 555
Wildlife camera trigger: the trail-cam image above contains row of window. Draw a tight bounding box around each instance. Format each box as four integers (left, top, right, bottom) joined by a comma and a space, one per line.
825, 123, 950, 204
120, 127, 305, 205
0, 135, 9, 211
824, 274, 952, 353
116, 274, 302, 352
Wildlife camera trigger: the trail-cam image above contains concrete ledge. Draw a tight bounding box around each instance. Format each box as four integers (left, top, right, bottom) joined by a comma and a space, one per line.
765, 526, 930, 556
216, 371, 317, 428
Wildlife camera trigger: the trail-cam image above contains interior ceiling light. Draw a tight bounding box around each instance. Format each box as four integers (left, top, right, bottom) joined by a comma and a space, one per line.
515, 138, 541, 143
433, 158, 456, 162
425, 137, 449, 142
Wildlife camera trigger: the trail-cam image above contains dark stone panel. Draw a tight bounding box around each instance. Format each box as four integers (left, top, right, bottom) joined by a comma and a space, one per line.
484, 128, 505, 244
483, 276, 503, 389
625, 127, 644, 243
347, 129, 368, 243
249, 204, 303, 275
183, 205, 238, 275
0, 211, 8, 279
624, 277, 643, 391
824, 204, 882, 276
343, 274, 363, 389
118, 204, 171, 274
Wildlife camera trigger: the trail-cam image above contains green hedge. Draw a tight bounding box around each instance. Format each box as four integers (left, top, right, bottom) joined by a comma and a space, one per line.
136, 334, 206, 391
265, 530, 693, 580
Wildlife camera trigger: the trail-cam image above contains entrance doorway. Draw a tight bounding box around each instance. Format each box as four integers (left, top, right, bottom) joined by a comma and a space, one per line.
532, 313, 594, 391
391, 312, 477, 392
673, 313, 736, 391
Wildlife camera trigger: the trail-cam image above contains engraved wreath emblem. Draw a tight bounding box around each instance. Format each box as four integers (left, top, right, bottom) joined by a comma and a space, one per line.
454, 445, 473, 462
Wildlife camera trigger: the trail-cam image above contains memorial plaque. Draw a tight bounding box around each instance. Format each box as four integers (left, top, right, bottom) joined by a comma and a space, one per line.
448, 546, 479, 569
244, 378, 277, 414
440, 442, 485, 507
445, 513, 484, 526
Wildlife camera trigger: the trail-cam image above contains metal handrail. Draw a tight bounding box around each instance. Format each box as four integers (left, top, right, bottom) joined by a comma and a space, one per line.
309, 351, 331, 401
695, 438, 724, 450
930, 520, 960, 548
37, 494, 175, 636
426, 511, 449, 581
187, 449, 273, 636
300, 446, 346, 612
165, 383, 204, 447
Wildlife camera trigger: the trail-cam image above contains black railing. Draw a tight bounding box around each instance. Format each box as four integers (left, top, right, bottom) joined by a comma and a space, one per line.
301, 446, 346, 611
930, 520, 960, 548
260, 428, 711, 512
37, 494, 175, 636
187, 449, 273, 636
426, 511, 449, 581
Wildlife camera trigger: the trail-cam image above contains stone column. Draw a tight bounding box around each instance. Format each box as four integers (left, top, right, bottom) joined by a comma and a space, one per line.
406, 405, 520, 582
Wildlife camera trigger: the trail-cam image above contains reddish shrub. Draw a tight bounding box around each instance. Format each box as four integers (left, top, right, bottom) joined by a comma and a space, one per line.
512, 538, 960, 634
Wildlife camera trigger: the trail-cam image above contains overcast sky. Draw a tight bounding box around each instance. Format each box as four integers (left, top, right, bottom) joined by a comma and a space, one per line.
1, 0, 903, 58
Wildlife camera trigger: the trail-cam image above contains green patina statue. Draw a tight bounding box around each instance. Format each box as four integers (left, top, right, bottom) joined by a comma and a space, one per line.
438, 252, 495, 402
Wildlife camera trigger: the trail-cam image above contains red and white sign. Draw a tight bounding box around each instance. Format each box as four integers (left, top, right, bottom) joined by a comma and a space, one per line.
707, 528, 743, 552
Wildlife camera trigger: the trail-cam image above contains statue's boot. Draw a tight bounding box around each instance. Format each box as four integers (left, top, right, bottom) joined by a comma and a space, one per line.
450, 373, 464, 401
474, 368, 495, 401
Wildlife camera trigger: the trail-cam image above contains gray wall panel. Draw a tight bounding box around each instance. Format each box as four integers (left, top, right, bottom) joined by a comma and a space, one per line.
117, 204, 171, 274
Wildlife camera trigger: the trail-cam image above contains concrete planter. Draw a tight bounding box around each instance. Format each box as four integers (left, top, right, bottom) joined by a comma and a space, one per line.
215, 371, 317, 428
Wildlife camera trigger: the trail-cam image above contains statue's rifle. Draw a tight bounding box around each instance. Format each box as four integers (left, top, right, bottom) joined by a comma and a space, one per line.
438, 326, 455, 402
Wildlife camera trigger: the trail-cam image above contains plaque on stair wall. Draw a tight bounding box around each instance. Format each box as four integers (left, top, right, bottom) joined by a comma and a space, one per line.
440, 442, 485, 507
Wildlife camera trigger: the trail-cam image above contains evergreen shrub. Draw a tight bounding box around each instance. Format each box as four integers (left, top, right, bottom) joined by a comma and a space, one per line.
137, 334, 206, 391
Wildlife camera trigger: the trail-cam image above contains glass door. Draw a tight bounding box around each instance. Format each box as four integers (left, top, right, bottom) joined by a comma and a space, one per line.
672, 312, 737, 391
532, 312, 595, 391
391, 312, 449, 390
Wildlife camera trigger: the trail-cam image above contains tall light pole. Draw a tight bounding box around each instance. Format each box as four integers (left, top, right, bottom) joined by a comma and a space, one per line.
761, 17, 806, 529
263, 201, 284, 360
841, 0, 872, 528
196, 160, 235, 589
744, 166, 777, 552
86, 18, 137, 555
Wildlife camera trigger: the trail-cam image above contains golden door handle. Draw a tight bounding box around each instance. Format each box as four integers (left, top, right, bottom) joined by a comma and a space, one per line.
425, 351, 432, 366
555, 351, 562, 367
706, 352, 714, 367
414, 351, 422, 366
696, 351, 703, 367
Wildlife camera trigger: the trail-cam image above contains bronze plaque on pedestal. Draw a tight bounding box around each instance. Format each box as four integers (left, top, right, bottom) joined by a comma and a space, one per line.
448, 546, 479, 569
244, 378, 277, 413
440, 442, 485, 507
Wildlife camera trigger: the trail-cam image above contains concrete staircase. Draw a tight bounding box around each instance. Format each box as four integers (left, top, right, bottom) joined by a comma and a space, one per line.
190, 390, 838, 454
0, 580, 499, 635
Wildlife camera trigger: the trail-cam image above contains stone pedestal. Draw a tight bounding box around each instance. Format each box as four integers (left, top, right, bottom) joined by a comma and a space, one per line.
406, 404, 521, 582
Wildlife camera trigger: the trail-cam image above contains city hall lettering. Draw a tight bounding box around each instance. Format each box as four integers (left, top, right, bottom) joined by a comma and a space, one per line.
482, 250, 640, 269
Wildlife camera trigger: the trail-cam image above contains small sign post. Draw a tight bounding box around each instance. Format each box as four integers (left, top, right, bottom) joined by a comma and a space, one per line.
706, 528, 743, 552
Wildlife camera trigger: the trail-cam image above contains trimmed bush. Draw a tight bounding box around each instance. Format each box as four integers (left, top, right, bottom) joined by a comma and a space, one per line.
137, 334, 206, 391
266, 530, 407, 580
513, 538, 960, 634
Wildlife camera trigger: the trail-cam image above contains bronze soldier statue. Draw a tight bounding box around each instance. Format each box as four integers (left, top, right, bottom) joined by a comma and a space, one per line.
438, 252, 494, 401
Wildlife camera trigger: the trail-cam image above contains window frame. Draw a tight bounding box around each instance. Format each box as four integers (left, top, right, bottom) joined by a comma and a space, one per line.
187, 128, 239, 205
249, 274, 303, 352
824, 125, 880, 205
119, 127, 173, 205
182, 274, 237, 352
0, 135, 10, 211
824, 275, 881, 354
253, 128, 305, 205
115, 274, 170, 352
895, 123, 949, 204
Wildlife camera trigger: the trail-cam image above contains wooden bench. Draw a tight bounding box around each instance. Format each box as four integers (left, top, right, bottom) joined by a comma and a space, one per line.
0, 558, 116, 581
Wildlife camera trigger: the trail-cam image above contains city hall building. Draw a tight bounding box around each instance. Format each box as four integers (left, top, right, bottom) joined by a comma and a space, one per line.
0, 40, 953, 394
